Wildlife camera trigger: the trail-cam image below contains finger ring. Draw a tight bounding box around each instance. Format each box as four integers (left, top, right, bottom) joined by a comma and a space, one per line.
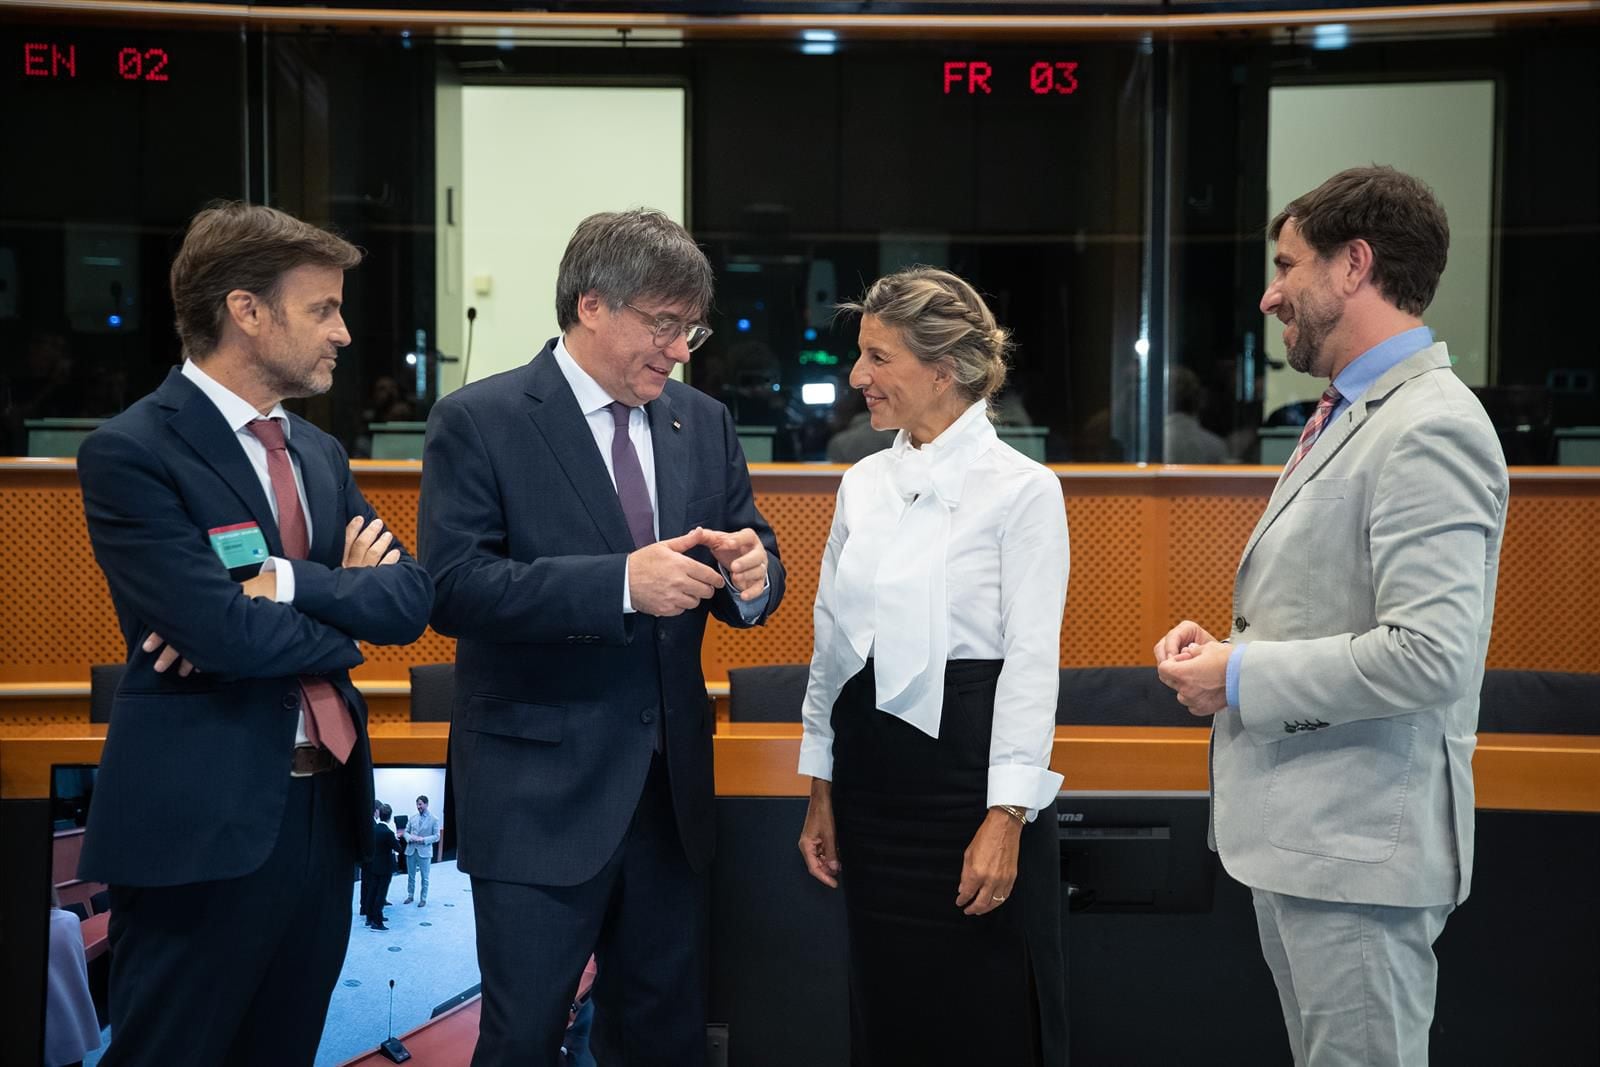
991, 894, 1006, 903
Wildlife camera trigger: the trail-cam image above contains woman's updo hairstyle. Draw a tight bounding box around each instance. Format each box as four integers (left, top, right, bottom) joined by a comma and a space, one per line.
838, 266, 1010, 407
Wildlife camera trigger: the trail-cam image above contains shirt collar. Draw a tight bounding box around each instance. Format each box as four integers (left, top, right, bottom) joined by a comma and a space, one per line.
891, 399, 992, 457
181, 359, 291, 436
1332, 325, 1434, 407
553, 335, 627, 417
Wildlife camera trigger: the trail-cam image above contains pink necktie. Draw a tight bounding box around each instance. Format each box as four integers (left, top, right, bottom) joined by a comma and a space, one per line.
246, 418, 356, 763
1284, 385, 1342, 477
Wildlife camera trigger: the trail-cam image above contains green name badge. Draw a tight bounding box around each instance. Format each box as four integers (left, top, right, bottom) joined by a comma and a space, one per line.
207, 522, 270, 569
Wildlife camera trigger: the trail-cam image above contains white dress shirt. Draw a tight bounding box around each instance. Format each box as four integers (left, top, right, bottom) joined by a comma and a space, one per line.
181, 358, 314, 744
798, 400, 1069, 815
550, 337, 767, 619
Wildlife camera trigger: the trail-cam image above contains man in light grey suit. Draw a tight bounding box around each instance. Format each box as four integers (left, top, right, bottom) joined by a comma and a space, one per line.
1155, 166, 1509, 1066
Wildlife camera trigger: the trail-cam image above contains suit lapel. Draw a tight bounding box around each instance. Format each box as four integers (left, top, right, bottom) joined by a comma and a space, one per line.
286, 424, 341, 564
1238, 343, 1452, 573
160, 369, 283, 555
647, 389, 689, 540
523, 348, 636, 554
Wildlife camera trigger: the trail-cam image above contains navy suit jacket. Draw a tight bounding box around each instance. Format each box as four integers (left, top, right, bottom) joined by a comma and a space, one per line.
419, 341, 785, 886
76, 367, 434, 888
367, 822, 402, 880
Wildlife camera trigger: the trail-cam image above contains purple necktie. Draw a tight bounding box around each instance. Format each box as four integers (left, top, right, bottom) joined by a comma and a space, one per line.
607, 402, 656, 549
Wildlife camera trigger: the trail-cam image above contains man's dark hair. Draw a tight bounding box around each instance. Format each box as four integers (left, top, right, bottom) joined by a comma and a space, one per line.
1268, 165, 1449, 316
555, 208, 713, 331
171, 201, 363, 359
416, 795, 428, 805
377, 802, 393, 821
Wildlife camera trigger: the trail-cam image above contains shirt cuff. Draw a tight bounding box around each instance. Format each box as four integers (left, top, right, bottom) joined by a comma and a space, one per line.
1225, 643, 1245, 710
622, 557, 635, 614
986, 763, 1064, 820
262, 558, 296, 603
722, 564, 770, 621
797, 733, 834, 782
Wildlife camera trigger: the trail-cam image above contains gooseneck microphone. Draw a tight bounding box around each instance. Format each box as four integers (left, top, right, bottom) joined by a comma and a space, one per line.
460, 306, 478, 386
378, 978, 411, 1062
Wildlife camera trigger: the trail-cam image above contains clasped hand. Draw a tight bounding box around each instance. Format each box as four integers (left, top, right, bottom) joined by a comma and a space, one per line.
627, 526, 767, 618
1152, 619, 1230, 717
144, 515, 399, 676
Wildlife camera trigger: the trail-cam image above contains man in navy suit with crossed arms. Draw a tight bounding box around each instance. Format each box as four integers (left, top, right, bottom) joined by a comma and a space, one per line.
77, 202, 433, 1065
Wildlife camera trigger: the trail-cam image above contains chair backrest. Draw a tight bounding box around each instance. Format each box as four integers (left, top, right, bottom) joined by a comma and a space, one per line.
1057, 666, 1194, 727
727, 665, 810, 722
89, 663, 126, 724
89, 889, 111, 915
408, 663, 457, 722
1477, 669, 1600, 735
62, 901, 88, 922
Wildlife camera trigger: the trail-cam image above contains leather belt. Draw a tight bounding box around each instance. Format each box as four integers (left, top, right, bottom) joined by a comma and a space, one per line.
290, 745, 338, 778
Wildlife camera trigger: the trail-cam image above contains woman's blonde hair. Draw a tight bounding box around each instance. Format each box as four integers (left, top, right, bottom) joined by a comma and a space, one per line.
838, 266, 1010, 406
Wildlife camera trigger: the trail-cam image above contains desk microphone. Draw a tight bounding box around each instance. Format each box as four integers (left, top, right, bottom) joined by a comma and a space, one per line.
379, 978, 411, 1062
460, 306, 478, 386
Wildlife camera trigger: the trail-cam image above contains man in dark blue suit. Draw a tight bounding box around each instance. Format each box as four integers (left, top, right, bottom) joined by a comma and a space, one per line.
420, 209, 785, 1066
76, 202, 434, 1065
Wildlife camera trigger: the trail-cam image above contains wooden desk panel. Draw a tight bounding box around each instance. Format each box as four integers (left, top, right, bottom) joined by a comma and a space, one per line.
5, 463, 1597, 718
7, 724, 1596, 812
80, 910, 110, 963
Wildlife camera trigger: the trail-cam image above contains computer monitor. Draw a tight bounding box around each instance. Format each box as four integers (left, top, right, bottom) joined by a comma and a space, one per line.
19, 759, 455, 1065
1056, 790, 1217, 913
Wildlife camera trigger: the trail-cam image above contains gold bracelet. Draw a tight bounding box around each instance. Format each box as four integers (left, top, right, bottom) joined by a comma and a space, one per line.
996, 804, 1028, 825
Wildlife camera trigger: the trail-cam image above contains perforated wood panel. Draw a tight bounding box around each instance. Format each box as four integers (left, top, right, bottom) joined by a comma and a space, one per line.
1163, 493, 1269, 636
5, 465, 1598, 726
701, 486, 837, 677
1059, 492, 1150, 667
347, 476, 456, 682
1490, 493, 1600, 671
0, 470, 124, 684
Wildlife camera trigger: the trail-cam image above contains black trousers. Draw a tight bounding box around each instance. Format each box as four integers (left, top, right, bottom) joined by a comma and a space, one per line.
469, 755, 708, 1067
832, 660, 1067, 1067
361, 866, 392, 924
100, 772, 357, 1066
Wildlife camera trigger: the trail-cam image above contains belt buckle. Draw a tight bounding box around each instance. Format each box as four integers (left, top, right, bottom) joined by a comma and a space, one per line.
290, 745, 328, 778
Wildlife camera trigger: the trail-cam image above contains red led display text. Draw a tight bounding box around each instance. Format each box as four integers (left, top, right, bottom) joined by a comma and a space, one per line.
942, 59, 1081, 96
20, 41, 169, 82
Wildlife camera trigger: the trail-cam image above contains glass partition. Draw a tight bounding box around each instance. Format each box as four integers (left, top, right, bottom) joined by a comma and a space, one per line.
2, 13, 1597, 464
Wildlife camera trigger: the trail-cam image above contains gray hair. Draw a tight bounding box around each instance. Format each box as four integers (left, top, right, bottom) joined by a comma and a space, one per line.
555, 209, 714, 330
838, 267, 1010, 406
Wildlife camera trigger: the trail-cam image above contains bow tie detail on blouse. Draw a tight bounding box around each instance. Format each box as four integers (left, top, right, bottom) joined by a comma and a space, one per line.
832, 401, 996, 739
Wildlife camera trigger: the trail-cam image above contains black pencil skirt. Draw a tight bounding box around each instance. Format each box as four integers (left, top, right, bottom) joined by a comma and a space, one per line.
830, 659, 1067, 1067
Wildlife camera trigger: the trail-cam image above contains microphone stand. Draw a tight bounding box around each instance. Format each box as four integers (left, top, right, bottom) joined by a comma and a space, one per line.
379, 978, 412, 1062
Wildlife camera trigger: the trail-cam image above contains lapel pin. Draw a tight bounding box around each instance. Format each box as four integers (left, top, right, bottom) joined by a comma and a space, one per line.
672, 419, 682, 431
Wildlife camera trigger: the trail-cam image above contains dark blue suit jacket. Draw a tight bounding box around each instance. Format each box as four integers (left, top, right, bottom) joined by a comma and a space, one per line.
418, 341, 785, 886
76, 367, 434, 888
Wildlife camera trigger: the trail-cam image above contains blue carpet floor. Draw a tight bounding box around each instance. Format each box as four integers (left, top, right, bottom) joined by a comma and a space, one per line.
81, 860, 483, 1066
318, 859, 483, 1065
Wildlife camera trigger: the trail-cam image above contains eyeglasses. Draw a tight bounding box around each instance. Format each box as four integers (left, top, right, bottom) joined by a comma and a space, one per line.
623, 302, 714, 352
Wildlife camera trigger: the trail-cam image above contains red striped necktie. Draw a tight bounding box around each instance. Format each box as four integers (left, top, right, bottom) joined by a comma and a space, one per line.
247, 417, 356, 763
1284, 385, 1342, 477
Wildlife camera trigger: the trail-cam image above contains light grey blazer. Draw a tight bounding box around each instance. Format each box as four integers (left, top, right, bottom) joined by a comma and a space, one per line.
1211, 343, 1509, 908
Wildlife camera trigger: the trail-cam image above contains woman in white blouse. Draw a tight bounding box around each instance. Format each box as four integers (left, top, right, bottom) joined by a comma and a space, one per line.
797, 267, 1069, 1066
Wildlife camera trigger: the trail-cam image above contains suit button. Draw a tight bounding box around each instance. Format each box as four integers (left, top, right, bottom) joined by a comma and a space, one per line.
1235, 615, 1248, 632
657, 631, 666, 642
640, 708, 656, 724
282, 692, 301, 710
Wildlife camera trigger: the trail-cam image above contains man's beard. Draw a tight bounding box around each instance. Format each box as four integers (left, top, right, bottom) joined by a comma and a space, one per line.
1284, 295, 1340, 375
